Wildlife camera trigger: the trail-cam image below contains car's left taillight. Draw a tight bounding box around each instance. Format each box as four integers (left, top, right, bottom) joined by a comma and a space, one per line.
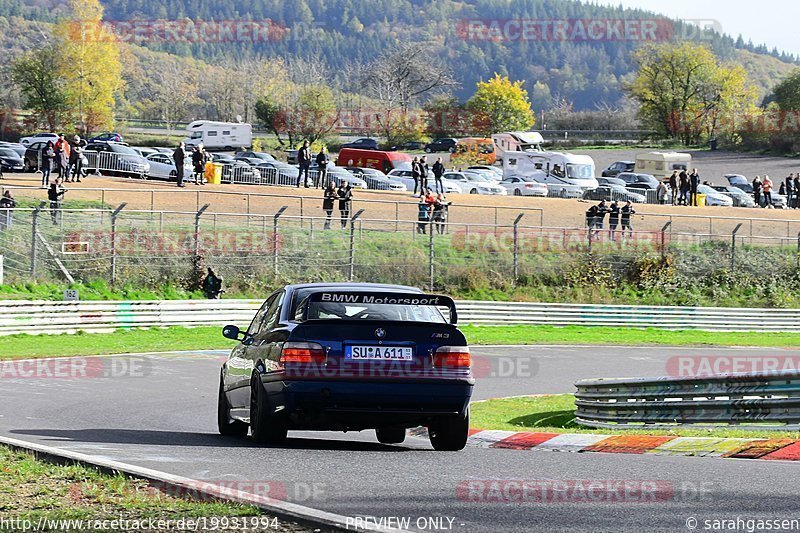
280, 342, 327, 364
433, 346, 471, 369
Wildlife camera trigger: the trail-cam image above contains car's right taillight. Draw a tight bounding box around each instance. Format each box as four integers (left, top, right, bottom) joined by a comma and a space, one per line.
433, 346, 471, 369
280, 342, 326, 364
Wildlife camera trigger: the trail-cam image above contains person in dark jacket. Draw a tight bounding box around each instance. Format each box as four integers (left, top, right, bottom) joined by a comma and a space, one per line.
0, 190, 16, 230
585, 204, 599, 230
48, 178, 66, 225
752, 175, 762, 206
786, 174, 795, 209
668, 171, 678, 205
608, 201, 620, 241
432, 157, 445, 193
322, 182, 336, 229
337, 181, 352, 228
173, 142, 186, 187
297, 141, 311, 188
794, 174, 800, 209
191, 144, 207, 185
678, 170, 689, 205
432, 193, 451, 234
689, 168, 700, 206
418, 156, 429, 193
315, 148, 328, 188
202, 268, 223, 299
621, 201, 636, 237
594, 200, 610, 230
41, 141, 55, 188
411, 156, 420, 196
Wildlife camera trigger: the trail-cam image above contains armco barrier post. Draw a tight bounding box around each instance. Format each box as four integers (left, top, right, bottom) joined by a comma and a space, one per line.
273, 206, 288, 277
429, 219, 435, 292
349, 209, 365, 281
513, 213, 524, 283
110, 203, 127, 285
193, 204, 210, 281
731, 223, 743, 270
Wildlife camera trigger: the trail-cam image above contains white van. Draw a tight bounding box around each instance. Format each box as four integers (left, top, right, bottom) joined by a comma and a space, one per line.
502, 150, 598, 190
634, 152, 691, 180
491, 131, 544, 162
184, 121, 252, 151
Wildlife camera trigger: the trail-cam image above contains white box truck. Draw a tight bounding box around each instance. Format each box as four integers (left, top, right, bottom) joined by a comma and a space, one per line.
184, 121, 252, 151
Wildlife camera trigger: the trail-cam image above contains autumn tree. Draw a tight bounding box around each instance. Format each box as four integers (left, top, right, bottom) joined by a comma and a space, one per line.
54, 0, 123, 135
628, 42, 757, 144
466, 74, 536, 136
773, 69, 800, 110
11, 46, 69, 131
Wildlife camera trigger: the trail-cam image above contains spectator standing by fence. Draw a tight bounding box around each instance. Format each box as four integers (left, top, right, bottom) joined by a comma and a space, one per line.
192, 145, 206, 185
41, 141, 54, 188
585, 203, 598, 230
794, 174, 800, 209
656, 180, 667, 204
432, 193, 450, 234
0, 191, 15, 230
315, 148, 328, 188
297, 141, 311, 188
608, 201, 619, 241
411, 156, 420, 196
762, 175, 773, 208
337, 181, 352, 228
69, 135, 86, 182
689, 168, 700, 206
419, 156, 429, 193
432, 157, 445, 193
679, 169, 689, 205
669, 171, 678, 205
621, 201, 636, 237
322, 182, 336, 229
48, 179, 65, 225
417, 196, 431, 234
752, 175, 762, 206
54, 134, 70, 181
785, 174, 794, 208
173, 142, 186, 187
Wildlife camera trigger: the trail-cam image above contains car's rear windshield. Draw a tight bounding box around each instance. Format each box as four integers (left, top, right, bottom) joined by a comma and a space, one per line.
291, 290, 446, 323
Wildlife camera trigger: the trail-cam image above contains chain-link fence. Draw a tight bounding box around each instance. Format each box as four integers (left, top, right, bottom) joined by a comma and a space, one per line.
2, 203, 799, 295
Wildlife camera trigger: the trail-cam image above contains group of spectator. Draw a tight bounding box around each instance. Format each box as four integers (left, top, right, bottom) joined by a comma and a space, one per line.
38, 134, 87, 188
172, 141, 211, 187
417, 191, 451, 235
664, 168, 702, 206
776, 173, 800, 209
411, 156, 446, 196
585, 199, 636, 240
322, 180, 353, 229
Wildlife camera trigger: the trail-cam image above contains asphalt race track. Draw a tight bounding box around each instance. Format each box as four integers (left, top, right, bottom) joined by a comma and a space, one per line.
1, 345, 798, 532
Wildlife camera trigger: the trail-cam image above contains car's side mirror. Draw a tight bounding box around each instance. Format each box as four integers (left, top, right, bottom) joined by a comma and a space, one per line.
222, 324, 244, 341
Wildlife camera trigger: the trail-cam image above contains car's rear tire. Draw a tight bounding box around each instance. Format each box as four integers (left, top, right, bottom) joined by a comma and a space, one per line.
217, 374, 248, 437
470, 188, 478, 194
376, 427, 406, 444
429, 408, 469, 451
514, 188, 521, 196
249, 374, 288, 444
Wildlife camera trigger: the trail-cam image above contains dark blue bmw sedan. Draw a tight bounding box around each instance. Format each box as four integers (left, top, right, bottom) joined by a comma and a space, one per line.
217, 283, 474, 451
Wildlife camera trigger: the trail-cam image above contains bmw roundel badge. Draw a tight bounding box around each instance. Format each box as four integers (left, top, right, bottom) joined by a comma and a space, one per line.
375, 328, 386, 339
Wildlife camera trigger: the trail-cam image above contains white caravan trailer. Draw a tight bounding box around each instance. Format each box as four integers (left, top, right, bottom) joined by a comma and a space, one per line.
491, 131, 544, 162
502, 150, 598, 190
634, 151, 692, 180
184, 121, 252, 151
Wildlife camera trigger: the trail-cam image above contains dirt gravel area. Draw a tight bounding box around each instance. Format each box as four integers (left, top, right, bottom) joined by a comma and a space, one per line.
3, 151, 800, 240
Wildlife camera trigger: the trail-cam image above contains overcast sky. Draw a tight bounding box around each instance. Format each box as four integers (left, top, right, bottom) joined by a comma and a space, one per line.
596, 0, 799, 58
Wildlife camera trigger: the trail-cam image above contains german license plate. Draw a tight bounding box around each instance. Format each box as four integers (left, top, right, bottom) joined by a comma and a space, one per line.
344, 345, 414, 361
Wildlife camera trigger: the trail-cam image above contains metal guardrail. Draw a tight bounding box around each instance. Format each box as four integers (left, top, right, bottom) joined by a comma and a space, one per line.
2, 299, 800, 336
575, 370, 800, 431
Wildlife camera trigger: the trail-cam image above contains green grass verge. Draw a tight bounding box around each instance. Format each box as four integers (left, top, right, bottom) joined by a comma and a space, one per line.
3, 324, 800, 360
0, 446, 299, 530
472, 394, 800, 439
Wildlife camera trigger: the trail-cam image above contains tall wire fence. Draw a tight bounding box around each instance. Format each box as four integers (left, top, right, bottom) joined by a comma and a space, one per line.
2, 203, 799, 292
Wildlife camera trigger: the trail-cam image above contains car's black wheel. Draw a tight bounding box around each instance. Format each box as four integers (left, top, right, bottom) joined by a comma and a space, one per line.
424, 147, 432, 153
429, 408, 469, 451
249, 373, 288, 444
218, 374, 248, 437
448, 147, 455, 153
376, 427, 406, 444
470, 188, 478, 194
169, 170, 177, 182
514, 188, 522, 196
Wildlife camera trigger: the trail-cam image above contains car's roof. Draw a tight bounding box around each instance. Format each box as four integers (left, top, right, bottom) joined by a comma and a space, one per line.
285, 282, 420, 292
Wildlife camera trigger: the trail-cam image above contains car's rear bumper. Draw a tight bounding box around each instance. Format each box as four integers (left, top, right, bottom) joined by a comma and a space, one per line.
261, 377, 473, 431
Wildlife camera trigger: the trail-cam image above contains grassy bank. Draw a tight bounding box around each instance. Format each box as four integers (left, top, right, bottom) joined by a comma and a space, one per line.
3, 325, 800, 360
0, 446, 301, 531
472, 394, 800, 439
